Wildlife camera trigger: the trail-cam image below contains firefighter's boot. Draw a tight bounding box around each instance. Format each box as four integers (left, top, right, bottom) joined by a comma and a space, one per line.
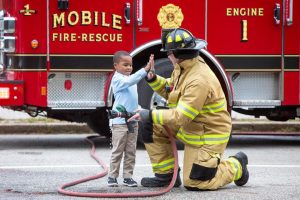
141, 170, 181, 187
231, 151, 249, 186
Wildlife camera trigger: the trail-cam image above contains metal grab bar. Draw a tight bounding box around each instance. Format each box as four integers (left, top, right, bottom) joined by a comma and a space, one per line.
286, 0, 293, 26
137, 0, 143, 26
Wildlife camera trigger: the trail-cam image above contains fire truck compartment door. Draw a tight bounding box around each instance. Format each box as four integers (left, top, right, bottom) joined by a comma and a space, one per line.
282, 0, 300, 105
208, 1, 284, 106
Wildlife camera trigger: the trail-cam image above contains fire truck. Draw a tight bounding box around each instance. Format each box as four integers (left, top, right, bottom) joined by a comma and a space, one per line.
0, 0, 299, 138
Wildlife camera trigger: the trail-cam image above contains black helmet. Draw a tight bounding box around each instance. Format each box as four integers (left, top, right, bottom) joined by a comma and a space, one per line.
161, 28, 207, 51
161, 28, 207, 59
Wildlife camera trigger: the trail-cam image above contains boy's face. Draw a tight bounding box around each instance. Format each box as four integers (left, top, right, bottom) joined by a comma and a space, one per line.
114, 55, 133, 76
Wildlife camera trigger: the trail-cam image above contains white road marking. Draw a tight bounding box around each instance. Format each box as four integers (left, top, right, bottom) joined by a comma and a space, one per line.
249, 164, 300, 168
1, 164, 300, 169
0, 165, 102, 169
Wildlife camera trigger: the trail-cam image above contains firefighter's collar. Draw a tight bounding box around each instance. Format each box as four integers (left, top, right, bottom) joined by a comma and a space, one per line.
178, 56, 202, 69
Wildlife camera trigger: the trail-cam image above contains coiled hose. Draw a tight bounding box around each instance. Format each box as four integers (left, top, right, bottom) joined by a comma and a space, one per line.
58, 126, 179, 198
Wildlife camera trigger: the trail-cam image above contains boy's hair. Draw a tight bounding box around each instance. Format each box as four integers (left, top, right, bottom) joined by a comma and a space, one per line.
113, 51, 131, 64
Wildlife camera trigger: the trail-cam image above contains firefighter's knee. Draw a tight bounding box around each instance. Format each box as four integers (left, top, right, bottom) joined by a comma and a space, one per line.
189, 163, 217, 181
189, 149, 219, 181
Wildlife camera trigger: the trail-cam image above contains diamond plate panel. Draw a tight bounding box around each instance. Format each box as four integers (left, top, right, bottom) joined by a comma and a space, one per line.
48, 72, 109, 109
228, 72, 280, 100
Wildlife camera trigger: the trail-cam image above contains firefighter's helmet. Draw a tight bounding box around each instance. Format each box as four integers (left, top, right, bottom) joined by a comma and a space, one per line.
161, 28, 207, 52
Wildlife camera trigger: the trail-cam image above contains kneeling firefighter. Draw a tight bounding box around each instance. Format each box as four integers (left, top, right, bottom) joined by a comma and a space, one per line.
129, 28, 249, 190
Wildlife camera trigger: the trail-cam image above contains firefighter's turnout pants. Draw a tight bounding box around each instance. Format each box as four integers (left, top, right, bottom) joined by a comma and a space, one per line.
144, 124, 241, 190
144, 57, 242, 190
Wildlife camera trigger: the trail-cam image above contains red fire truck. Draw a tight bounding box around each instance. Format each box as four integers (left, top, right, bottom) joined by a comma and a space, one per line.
0, 0, 299, 137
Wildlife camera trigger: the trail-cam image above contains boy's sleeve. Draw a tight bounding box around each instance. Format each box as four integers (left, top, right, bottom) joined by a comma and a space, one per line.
113, 68, 147, 93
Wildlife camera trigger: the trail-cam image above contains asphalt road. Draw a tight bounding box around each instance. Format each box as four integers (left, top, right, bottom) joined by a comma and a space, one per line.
1, 134, 300, 200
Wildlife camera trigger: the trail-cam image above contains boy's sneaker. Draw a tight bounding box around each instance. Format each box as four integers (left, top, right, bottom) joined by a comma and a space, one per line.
107, 177, 118, 187
123, 178, 138, 187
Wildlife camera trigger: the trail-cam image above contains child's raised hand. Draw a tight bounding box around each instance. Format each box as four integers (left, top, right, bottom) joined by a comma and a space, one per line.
149, 54, 154, 71
144, 54, 154, 72
146, 54, 155, 79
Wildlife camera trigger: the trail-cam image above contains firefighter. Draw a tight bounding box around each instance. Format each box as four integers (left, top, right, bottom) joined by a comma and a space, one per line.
128, 28, 249, 190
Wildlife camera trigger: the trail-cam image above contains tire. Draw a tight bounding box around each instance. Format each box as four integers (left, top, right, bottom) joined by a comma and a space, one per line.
137, 58, 184, 150
137, 58, 173, 109
87, 109, 112, 138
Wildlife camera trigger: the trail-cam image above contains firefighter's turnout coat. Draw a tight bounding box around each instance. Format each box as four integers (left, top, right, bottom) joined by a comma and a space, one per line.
145, 56, 241, 190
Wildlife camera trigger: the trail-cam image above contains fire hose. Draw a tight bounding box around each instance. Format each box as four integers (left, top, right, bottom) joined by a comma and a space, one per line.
58, 107, 179, 198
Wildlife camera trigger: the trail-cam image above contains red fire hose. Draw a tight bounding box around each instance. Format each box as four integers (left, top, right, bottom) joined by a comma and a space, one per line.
58, 126, 179, 198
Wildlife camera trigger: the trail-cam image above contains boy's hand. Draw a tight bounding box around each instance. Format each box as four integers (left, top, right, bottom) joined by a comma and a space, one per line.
146, 54, 155, 79
144, 54, 154, 72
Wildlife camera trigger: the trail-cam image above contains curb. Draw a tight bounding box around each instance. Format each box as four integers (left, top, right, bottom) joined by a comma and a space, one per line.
0, 121, 299, 134
0, 123, 93, 134
232, 121, 300, 135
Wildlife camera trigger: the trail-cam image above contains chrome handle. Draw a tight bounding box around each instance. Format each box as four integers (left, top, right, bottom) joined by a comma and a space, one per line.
124, 3, 130, 24
274, 3, 280, 25
286, 0, 293, 26
137, 0, 143, 26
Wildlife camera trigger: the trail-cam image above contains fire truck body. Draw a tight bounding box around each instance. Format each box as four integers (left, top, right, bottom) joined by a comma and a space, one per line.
0, 0, 299, 136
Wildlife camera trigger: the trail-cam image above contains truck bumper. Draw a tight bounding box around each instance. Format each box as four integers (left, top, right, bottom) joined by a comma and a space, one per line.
0, 80, 24, 106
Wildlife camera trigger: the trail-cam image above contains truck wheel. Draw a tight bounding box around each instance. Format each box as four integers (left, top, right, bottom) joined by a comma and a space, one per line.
138, 58, 173, 109
87, 109, 112, 138
137, 58, 184, 150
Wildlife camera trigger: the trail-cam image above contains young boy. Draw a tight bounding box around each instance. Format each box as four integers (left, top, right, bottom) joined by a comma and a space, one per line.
108, 51, 153, 187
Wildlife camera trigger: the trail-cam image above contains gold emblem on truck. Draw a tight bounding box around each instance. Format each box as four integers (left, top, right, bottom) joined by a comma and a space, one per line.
157, 4, 184, 29
19, 4, 37, 16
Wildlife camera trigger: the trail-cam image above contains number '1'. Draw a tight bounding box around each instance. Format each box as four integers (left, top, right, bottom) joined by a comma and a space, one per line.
241, 20, 248, 42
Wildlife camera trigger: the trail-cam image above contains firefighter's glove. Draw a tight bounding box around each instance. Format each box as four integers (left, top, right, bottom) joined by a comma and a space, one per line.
128, 109, 154, 143
128, 109, 154, 125
145, 73, 156, 82
139, 109, 150, 122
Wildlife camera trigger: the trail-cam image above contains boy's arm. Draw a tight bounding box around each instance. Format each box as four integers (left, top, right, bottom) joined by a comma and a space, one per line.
113, 54, 154, 92
112, 68, 147, 93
